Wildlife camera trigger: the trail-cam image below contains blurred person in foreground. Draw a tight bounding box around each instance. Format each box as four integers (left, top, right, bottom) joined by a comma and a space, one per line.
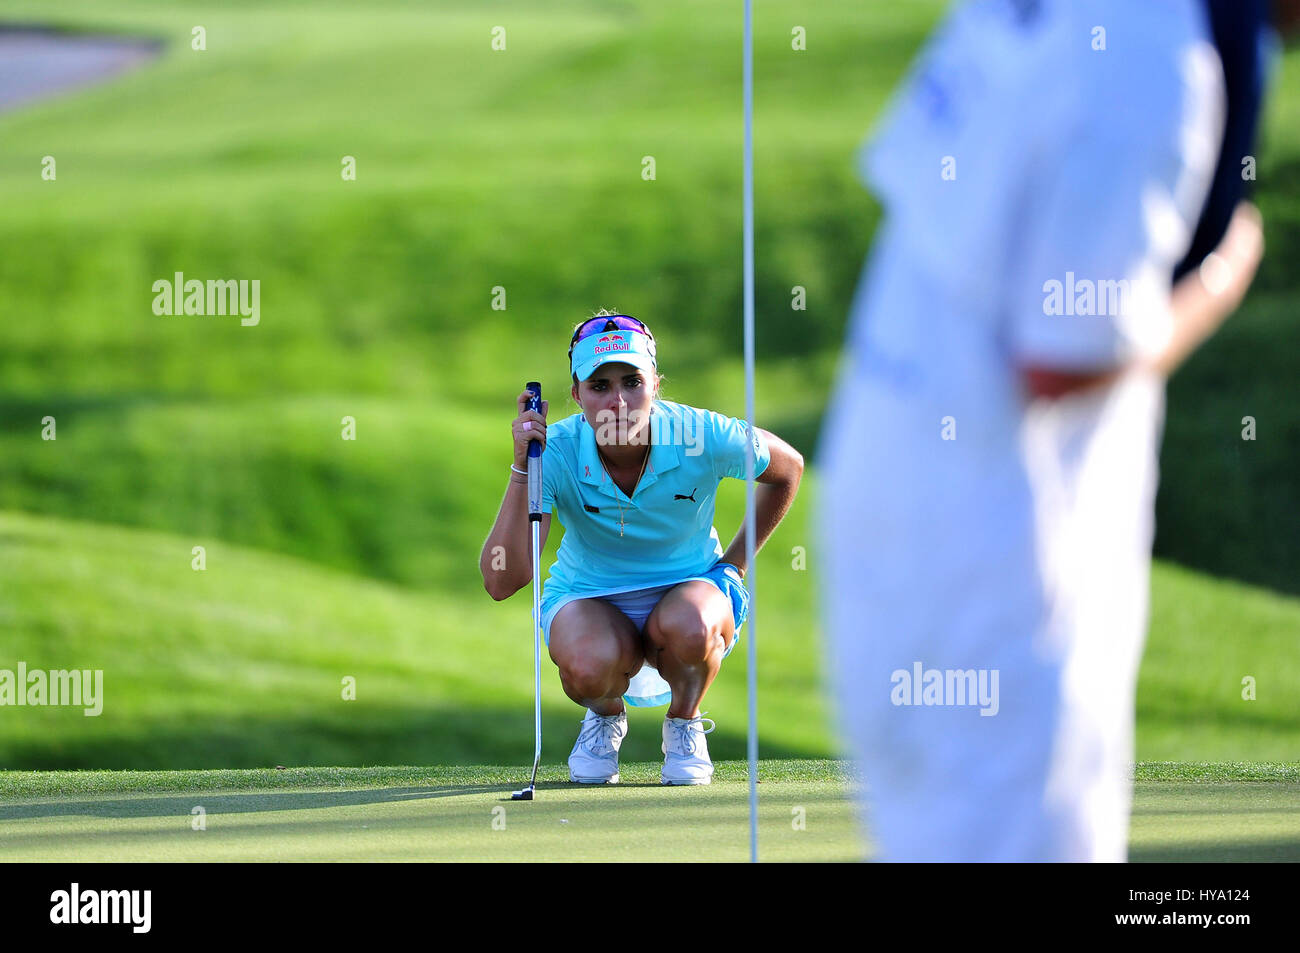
815, 0, 1291, 861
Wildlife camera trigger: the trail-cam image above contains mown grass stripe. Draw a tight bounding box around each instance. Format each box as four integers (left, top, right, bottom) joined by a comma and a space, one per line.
3, 759, 1297, 801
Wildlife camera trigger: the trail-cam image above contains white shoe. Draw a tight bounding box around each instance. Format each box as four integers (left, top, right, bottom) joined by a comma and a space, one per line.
568, 708, 627, 784
661, 714, 716, 785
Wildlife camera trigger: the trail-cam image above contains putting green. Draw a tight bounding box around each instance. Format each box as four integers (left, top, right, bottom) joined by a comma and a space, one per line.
0, 761, 861, 863
3, 761, 1298, 862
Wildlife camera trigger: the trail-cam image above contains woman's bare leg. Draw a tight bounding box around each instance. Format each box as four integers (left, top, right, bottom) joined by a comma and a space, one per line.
548, 598, 643, 715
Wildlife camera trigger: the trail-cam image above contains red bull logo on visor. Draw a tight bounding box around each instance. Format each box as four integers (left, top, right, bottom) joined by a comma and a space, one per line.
593, 341, 631, 355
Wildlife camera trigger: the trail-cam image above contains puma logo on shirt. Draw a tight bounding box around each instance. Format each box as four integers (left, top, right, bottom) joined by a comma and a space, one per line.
674, 488, 698, 501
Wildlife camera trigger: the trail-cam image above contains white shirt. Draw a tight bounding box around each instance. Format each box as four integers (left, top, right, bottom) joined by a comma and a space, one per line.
815, 0, 1226, 859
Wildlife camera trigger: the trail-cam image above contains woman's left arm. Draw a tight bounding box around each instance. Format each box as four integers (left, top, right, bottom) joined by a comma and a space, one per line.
719, 428, 804, 579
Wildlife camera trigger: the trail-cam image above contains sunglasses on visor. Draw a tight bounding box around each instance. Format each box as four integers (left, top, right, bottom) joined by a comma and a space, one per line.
568, 315, 656, 362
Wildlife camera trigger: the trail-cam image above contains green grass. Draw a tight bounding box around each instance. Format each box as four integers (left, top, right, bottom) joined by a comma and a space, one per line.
1129, 781, 1300, 863
0, 0, 1290, 595
0, 758, 859, 799
0, 0, 909, 590
3, 510, 1298, 769
1141, 563, 1300, 761
0, 760, 864, 863
0, 509, 835, 768
2, 760, 1297, 862
0, 0, 1296, 775
1133, 762, 1300, 783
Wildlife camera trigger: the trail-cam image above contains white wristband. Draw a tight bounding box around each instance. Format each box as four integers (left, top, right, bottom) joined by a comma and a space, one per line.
510, 464, 527, 476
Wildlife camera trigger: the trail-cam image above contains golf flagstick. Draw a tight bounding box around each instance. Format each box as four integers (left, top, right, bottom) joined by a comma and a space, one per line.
512, 381, 544, 801
742, 0, 758, 862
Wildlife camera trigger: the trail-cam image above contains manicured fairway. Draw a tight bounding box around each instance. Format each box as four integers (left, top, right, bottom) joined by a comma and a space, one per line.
3, 761, 1297, 862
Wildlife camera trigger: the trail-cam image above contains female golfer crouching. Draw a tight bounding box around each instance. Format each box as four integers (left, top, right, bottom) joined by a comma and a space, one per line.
481, 311, 803, 785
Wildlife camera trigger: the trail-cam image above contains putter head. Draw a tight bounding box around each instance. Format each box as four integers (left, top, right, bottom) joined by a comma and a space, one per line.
511, 785, 535, 801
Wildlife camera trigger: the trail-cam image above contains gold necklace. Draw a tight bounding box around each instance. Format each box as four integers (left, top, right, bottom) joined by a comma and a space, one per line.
598, 444, 650, 537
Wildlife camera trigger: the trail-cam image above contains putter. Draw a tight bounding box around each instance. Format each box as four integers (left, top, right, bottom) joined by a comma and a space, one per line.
511, 381, 544, 801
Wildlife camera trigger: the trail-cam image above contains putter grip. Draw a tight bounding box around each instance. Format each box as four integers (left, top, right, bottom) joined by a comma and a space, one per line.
525, 381, 543, 520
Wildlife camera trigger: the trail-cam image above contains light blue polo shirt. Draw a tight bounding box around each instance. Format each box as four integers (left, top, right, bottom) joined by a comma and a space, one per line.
539, 398, 770, 606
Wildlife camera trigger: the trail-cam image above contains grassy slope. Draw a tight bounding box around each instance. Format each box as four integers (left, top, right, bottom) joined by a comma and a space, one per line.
0, 0, 1295, 771
0, 0, 917, 585
1, 761, 1297, 862
1141, 562, 1300, 760
2, 512, 1298, 770
0, 510, 834, 768
0, 0, 901, 769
